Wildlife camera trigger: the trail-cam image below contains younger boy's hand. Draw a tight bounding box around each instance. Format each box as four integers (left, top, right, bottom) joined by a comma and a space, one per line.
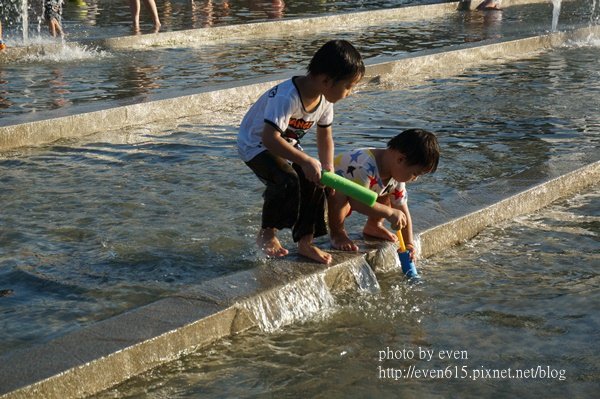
406, 242, 416, 261
387, 209, 407, 231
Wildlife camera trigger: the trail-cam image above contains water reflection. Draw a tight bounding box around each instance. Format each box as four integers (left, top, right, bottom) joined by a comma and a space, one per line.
108, 59, 162, 101
0, 1, 596, 117
49, 68, 72, 108
0, 70, 12, 109
158, 0, 286, 29
461, 7, 503, 42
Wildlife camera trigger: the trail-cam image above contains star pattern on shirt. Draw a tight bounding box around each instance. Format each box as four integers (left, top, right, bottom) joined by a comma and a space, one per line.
368, 175, 378, 189
392, 188, 405, 201
346, 165, 356, 177
366, 162, 376, 176
350, 150, 362, 163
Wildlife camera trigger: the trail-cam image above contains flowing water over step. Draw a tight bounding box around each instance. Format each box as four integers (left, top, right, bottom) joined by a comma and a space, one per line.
94, 188, 599, 398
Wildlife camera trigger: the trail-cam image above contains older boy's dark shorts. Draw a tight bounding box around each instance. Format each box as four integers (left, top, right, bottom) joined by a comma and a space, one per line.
245, 150, 327, 242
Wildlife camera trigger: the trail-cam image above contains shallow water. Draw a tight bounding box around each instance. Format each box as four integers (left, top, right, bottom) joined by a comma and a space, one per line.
0, 0, 597, 120
0, 37, 598, 358
94, 188, 599, 398
1, 0, 437, 40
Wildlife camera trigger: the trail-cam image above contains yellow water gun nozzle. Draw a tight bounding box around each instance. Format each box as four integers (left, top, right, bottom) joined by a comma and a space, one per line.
396, 229, 406, 252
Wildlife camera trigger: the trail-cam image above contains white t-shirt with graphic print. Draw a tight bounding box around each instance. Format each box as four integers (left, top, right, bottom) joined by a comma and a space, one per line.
237, 77, 334, 162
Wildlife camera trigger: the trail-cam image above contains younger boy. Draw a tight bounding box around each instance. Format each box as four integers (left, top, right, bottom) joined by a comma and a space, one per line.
328, 129, 440, 256
238, 40, 365, 264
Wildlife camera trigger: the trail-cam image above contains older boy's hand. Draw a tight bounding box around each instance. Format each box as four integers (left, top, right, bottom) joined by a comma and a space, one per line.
300, 157, 323, 184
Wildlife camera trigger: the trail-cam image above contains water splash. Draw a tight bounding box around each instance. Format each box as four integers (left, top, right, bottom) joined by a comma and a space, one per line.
21, 0, 29, 42
350, 260, 381, 294
565, 34, 600, 48
22, 44, 110, 63
240, 274, 335, 333
551, 0, 562, 32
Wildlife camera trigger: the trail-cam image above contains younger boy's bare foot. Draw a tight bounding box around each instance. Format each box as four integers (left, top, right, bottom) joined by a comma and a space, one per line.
257, 228, 288, 257
330, 229, 359, 252
298, 237, 332, 264
363, 221, 396, 242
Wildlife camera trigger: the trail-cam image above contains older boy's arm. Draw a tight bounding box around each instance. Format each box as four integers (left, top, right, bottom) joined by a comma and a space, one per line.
261, 124, 322, 183
316, 125, 334, 172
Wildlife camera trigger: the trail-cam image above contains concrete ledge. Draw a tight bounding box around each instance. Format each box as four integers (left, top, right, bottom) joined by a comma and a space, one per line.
0, 160, 597, 399
0, 240, 391, 399
2, 24, 598, 151
367, 25, 600, 87
419, 161, 600, 258
78, 2, 460, 51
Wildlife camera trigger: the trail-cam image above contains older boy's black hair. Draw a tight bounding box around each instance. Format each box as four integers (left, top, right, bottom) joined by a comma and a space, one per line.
308, 40, 365, 83
388, 129, 440, 173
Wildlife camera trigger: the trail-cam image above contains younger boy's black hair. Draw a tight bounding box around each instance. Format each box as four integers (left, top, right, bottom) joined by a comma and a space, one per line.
308, 40, 365, 83
388, 129, 440, 173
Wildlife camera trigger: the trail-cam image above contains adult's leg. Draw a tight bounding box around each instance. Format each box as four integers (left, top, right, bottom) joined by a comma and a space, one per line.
129, 0, 141, 31
142, 0, 161, 31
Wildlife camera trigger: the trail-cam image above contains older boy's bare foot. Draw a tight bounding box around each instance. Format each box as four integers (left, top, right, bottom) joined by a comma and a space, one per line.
257, 228, 288, 257
330, 229, 359, 251
363, 222, 396, 242
298, 238, 332, 264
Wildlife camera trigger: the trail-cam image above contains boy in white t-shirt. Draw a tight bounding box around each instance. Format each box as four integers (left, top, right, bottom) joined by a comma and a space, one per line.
238, 40, 365, 264
328, 129, 440, 256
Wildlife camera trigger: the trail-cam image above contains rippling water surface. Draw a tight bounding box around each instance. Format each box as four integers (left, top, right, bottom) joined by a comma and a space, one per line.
0, 0, 597, 119
1, 0, 438, 40
0, 37, 598, 359
94, 189, 599, 398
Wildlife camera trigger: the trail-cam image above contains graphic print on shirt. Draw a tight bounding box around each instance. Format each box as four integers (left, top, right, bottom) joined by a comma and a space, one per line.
283, 117, 315, 140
